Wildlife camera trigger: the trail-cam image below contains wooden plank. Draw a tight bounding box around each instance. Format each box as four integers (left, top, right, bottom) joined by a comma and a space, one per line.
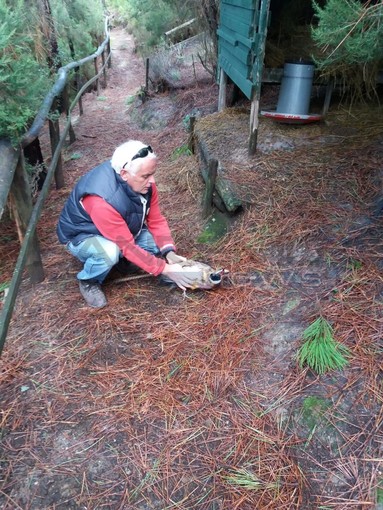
220, 49, 249, 78
218, 55, 253, 98
220, 40, 253, 66
217, 28, 254, 51
0, 139, 19, 220
221, 3, 254, 23
222, 0, 255, 8
220, 16, 253, 37
219, 43, 250, 68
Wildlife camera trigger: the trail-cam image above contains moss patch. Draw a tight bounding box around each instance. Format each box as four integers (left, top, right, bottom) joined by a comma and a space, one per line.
301, 396, 332, 430
196, 210, 230, 243
377, 483, 383, 504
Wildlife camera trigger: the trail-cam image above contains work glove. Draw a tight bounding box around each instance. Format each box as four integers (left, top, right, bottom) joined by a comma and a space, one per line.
165, 251, 187, 264
161, 263, 204, 291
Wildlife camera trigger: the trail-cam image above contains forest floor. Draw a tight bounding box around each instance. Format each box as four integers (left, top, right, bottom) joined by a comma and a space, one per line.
1, 27, 383, 510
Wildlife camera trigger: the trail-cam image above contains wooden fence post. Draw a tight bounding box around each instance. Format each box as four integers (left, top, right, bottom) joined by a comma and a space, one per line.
94, 57, 100, 96
49, 107, 64, 189
322, 80, 333, 116
107, 38, 112, 68
62, 84, 76, 144
218, 68, 227, 112
9, 154, 44, 283
102, 50, 107, 88
145, 58, 150, 92
78, 73, 84, 116
248, 0, 271, 155
187, 115, 196, 153
202, 159, 218, 218
248, 99, 259, 156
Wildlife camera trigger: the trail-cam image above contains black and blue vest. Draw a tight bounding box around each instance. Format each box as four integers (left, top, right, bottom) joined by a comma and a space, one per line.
57, 160, 152, 245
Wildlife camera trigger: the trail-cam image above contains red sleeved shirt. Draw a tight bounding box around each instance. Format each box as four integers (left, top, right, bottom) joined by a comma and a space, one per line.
81, 184, 175, 275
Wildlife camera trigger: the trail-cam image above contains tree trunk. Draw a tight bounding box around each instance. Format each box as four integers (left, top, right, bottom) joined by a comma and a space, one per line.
23, 138, 47, 191
39, 0, 65, 112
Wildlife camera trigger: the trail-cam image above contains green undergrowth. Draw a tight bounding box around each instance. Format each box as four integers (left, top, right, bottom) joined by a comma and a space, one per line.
170, 144, 192, 160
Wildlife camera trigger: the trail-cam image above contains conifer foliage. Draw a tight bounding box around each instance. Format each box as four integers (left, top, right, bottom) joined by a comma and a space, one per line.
106, 0, 197, 50
312, 0, 383, 98
312, 0, 383, 66
0, 0, 50, 140
0, 0, 105, 142
297, 317, 350, 375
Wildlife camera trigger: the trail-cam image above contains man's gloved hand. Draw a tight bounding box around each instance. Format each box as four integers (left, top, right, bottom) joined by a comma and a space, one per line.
165, 251, 187, 264
161, 263, 203, 291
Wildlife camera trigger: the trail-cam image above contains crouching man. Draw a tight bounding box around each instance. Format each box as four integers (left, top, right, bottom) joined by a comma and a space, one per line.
57, 140, 200, 308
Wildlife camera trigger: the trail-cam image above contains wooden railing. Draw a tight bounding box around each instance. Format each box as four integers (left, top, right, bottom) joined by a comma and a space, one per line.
0, 18, 112, 353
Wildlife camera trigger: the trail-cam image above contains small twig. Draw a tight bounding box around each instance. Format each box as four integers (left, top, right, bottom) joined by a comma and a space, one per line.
109, 273, 153, 284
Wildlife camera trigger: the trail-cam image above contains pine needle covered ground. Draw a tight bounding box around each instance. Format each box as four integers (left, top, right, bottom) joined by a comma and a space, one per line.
1, 28, 383, 509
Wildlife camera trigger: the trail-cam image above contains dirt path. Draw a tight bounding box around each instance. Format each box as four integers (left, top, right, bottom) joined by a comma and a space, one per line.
64, 29, 147, 163
1, 26, 383, 510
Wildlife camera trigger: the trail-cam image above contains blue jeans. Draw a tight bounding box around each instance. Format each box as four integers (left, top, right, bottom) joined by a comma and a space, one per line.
67, 228, 160, 283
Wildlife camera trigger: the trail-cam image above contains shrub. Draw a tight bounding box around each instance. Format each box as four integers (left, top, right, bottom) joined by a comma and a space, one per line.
312, 0, 383, 100
0, 0, 51, 141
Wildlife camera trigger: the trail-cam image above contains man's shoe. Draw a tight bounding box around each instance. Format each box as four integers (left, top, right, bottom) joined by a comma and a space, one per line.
79, 280, 107, 308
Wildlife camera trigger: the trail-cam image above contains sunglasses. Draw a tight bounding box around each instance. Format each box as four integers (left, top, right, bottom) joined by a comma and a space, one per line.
122, 146, 153, 170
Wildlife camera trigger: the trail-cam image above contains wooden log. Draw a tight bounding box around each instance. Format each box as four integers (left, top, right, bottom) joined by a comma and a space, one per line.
202, 159, 218, 218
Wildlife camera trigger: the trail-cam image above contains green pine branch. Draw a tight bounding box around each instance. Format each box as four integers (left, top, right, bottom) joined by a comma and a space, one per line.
297, 317, 350, 375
